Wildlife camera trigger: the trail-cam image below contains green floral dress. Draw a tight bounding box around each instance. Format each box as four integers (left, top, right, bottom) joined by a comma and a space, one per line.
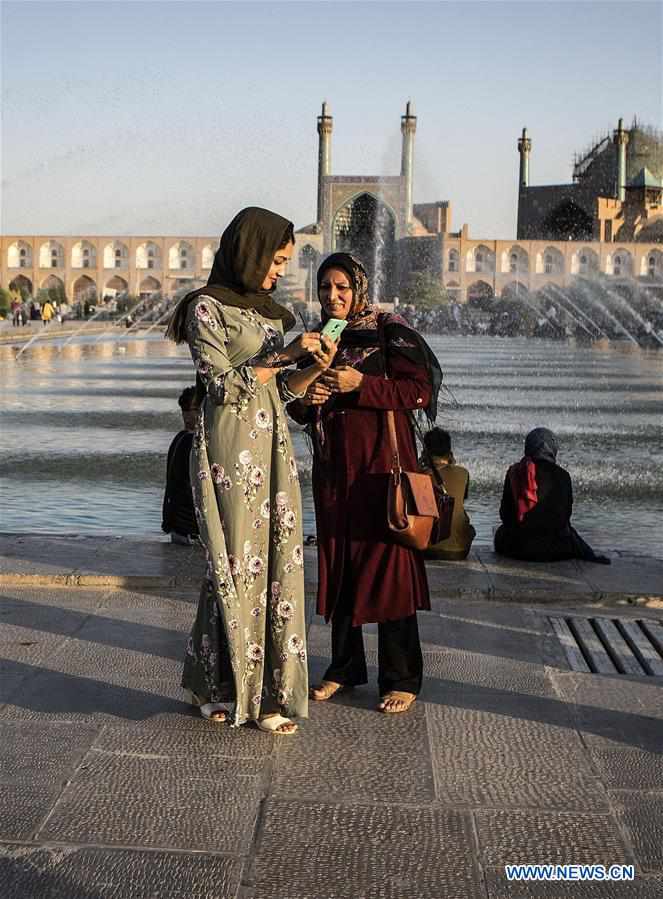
181, 296, 308, 726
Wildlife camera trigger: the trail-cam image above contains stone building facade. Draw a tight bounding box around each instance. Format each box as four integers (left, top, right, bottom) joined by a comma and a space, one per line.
517, 119, 663, 243
3, 107, 661, 307
0, 236, 216, 301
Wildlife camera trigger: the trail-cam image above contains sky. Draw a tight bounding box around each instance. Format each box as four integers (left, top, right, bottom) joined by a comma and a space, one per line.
1, 0, 661, 240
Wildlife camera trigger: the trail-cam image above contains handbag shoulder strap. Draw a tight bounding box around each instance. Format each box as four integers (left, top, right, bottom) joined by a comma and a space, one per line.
386, 410, 401, 473
379, 315, 401, 474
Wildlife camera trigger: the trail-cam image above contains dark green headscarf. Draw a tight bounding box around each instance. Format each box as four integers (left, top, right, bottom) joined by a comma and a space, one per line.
166, 206, 296, 343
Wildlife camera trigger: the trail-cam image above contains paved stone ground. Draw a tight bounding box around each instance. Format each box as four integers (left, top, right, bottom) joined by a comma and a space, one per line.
0, 537, 662, 898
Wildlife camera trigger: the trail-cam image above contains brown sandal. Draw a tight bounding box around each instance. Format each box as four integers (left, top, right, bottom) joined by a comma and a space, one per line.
309, 680, 347, 701
377, 691, 416, 714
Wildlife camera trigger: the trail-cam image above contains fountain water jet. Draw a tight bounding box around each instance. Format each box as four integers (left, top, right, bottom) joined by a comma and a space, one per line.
547, 283, 607, 339
602, 284, 663, 347
139, 306, 173, 339
512, 284, 566, 336
541, 285, 595, 338
574, 280, 640, 345
56, 302, 119, 353
92, 297, 151, 343
123, 302, 168, 336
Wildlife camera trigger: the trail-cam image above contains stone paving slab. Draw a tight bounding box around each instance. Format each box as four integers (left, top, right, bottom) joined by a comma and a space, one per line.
581, 554, 663, 598
611, 792, 663, 872
95, 715, 275, 760
249, 800, 481, 899
0, 722, 98, 840
272, 700, 435, 804
0, 844, 243, 899
581, 735, 663, 789
425, 551, 493, 598
476, 550, 597, 600
551, 671, 663, 723
426, 702, 608, 811
0, 661, 188, 723
416, 609, 546, 664
421, 648, 557, 697
40, 750, 263, 853
475, 809, 631, 867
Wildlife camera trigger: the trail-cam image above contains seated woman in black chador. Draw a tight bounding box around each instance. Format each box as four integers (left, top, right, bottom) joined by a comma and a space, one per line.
494, 427, 610, 564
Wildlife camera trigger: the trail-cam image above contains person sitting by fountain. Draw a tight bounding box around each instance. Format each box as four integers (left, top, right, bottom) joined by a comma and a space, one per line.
420, 427, 476, 561
494, 427, 610, 564
162, 385, 200, 546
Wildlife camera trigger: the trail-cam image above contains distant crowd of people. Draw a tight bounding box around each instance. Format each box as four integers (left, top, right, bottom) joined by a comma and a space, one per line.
159, 206, 611, 734
10, 297, 63, 327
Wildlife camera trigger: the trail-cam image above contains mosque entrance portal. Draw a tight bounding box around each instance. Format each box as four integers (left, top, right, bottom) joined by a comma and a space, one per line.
333, 193, 397, 302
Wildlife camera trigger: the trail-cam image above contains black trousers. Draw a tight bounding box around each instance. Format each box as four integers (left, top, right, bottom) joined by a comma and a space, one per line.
323, 569, 423, 696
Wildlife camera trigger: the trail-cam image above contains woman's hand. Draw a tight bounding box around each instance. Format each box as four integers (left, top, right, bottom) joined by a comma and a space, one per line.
321, 366, 363, 393
311, 335, 337, 371
301, 381, 332, 406
282, 332, 322, 362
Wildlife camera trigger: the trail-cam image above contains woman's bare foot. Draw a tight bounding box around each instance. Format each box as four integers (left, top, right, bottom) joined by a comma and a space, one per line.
310, 680, 345, 701
377, 691, 416, 714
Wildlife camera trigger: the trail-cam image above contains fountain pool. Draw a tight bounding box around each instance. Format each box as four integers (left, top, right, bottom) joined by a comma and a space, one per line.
1, 333, 662, 558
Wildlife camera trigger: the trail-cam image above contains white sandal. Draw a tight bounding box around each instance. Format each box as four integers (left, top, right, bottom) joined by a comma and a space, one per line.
199, 702, 228, 722
189, 691, 228, 723
255, 714, 298, 735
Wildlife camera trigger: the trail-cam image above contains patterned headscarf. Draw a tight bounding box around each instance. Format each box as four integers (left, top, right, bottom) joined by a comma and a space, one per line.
308, 252, 442, 439
315, 253, 384, 369
317, 252, 370, 321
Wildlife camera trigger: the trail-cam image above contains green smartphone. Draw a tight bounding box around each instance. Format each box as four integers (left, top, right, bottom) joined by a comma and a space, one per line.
321, 318, 348, 342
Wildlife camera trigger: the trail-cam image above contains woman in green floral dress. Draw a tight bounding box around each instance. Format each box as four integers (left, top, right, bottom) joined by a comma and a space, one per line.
167, 207, 335, 733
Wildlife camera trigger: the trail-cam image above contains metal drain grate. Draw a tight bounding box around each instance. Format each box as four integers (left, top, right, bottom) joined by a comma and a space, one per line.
549, 616, 663, 676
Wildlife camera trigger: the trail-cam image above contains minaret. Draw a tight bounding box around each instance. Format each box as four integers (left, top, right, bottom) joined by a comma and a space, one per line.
517, 127, 532, 188
613, 117, 629, 202
317, 101, 333, 226
400, 100, 417, 227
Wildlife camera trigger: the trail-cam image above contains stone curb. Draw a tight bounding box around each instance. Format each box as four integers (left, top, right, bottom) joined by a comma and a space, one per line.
0, 573, 200, 588
0, 325, 165, 346
1, 571, 662, 607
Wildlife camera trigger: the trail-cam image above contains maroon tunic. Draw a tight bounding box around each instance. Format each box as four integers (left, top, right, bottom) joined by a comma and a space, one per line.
289, 348, 431, 626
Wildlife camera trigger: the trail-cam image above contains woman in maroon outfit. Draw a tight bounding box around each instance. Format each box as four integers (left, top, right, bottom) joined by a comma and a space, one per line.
288, 254, 440, 713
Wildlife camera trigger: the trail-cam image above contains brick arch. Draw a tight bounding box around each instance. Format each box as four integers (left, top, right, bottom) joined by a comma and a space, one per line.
7, 240, 33, 269
201, 244, 215, 270
571, 247, 599, 276
104, 275, 128, 296
138, 276, 161, 297
500, 245, 528, 274
40, 274, 65, 292
71, 240, 98, 269
72, 274, 97, 301
9, 274, 33, 296
104, 241, 129, 270
39, 241, 65, 269
169, 240, 194, 271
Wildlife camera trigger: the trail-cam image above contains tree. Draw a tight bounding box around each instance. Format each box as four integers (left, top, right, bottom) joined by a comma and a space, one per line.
0, 287, 12, 316
402, 272, 449, 310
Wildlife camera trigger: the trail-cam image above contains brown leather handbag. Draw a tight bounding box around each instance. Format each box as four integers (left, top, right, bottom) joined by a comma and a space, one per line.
386, 410, 439, 550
